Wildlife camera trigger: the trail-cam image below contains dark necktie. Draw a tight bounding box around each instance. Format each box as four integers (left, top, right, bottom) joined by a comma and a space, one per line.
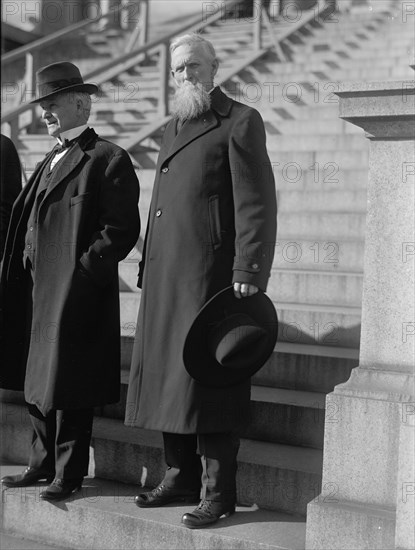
54, 137, 76, 154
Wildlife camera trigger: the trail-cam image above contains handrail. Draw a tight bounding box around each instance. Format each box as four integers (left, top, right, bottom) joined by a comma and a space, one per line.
1, 1, 142, 65
85, 0, 243, 82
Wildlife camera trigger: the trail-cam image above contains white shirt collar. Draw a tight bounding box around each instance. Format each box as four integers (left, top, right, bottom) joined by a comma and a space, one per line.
57, 124, 89, 145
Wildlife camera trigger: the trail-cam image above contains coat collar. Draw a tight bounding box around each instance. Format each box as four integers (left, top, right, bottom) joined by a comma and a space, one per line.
210, 86, 233, 118
160, 87, 233, 165
41, 128, 98, 201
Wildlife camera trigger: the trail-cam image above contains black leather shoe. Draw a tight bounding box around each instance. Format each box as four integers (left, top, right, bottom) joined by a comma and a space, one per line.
40, 478, 83, 501
181, 499, 235, 528
135, 484, 200, 508
1, 467, 54, 488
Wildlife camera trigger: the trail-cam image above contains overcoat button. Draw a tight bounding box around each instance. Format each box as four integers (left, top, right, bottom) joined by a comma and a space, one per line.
161, 167, 169, 173
252, 263, 259, 269
156, 209, 162, 217
27, 244, 32, 249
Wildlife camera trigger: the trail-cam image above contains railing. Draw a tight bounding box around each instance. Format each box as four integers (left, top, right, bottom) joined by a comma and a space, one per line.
1, 0, 149, 138
2, 0, 332, 144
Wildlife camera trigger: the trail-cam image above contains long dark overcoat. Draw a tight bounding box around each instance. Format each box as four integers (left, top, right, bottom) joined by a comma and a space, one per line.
125, 88, 277, 434
0, 128, 140, 415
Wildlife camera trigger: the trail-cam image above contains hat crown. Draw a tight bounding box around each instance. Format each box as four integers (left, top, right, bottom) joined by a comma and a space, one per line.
36, 62, 84, 88
31, 61, 98, 103
208, 313, 268, 369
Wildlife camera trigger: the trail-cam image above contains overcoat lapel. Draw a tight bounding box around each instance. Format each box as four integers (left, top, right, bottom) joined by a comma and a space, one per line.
42, 145, 86, 201
42, 128, 97, 201
159, 87, 233, 166
19, 151, 54, 211
160, 109, 219, 166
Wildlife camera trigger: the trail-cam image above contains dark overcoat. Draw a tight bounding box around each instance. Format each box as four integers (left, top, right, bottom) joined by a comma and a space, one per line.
1, 134, 22, 258
125, 88, 277, 434
0, 128, 140, 415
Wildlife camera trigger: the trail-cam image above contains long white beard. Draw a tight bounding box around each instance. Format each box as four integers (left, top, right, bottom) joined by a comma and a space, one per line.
171, 81, 211, 121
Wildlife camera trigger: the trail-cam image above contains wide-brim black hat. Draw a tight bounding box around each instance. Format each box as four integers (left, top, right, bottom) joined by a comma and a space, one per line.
30, 61, 99, 104
183, 286, 278, 388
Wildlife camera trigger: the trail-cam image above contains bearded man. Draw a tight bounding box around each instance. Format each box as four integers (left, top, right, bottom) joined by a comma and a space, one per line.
126, 34, 277, 528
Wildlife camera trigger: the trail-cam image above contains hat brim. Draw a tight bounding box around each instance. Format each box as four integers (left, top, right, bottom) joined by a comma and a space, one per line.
183, 286, 278, 388
30, 83, 99, 104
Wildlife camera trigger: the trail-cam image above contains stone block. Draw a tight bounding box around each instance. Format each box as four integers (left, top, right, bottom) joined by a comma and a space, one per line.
0, 466, 307, 550
306, 500, 395, 550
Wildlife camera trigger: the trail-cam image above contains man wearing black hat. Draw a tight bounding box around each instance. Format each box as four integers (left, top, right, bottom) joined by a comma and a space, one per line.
0, 61, 140, 501
126, 34, 277, 528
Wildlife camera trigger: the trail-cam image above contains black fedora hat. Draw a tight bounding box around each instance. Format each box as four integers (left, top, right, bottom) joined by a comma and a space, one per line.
183, 286, 278, 388
30, 62, 99, 103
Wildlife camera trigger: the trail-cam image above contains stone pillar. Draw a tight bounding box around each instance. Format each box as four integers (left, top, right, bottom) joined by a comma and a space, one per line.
305, 81, 415, 549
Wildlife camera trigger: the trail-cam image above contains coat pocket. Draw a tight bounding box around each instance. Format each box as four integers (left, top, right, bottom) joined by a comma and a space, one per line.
70, 192, 91, 207
208, 195, 222, 250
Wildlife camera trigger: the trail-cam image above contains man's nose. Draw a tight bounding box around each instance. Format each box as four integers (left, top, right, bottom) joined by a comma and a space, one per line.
41, 109, 50, 120
183, 66, 194, 82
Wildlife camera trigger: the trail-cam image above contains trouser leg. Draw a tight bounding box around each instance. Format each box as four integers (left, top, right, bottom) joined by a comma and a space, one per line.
27, 404, 56, 474
161, 432, 202, 491
26, 405, 93, 479
198, 432, 240, 503
55, 408, 94, 479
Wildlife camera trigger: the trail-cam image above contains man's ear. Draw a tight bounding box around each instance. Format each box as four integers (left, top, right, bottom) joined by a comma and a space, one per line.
211, 58, 219, 78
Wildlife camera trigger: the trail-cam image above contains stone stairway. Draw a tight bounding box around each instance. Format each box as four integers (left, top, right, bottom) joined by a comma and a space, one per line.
2, 2, 415, 549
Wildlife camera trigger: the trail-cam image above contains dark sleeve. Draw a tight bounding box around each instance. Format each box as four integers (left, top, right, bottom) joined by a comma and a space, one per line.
228, 108, 277, 291
79, 148, 141, 287
0, 135, 22, 259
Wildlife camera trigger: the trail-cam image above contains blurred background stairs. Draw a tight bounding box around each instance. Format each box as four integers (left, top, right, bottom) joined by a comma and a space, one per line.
1, 0, 414, 548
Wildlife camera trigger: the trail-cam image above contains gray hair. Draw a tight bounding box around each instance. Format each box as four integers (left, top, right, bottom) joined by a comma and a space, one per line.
62, 91, 92, 120
170, 33, 217, 64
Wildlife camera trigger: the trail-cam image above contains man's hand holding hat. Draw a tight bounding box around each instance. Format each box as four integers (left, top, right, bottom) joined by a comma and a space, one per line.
233, 283, 259, 299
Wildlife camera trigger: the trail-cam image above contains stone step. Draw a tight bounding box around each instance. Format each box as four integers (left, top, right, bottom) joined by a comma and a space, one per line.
254, 342, 358, 394
267, 103, 341, 120
246, 386, 325, 448
274, 65, 414, 81
277, 189, 367, 212
119, 262, 363, 306
262, 118, 363, 136
290, 36, 414, 54
119, 293, 361, 348
98, 374, 326, 450
276, 212, 366, 239
118, 336, 357, 395
0, 465, 307, 550
268, 269, 363, 307
267, 149, 369, 171
299, 35, 414, 50
273, 167, 368, 190
1, 407, 323, 515
267, 134, 366, 151
0, 530, 70, 550
272, 238, 365, 272
270, 54, 411, 75
289, 23, 405, 39
248, 63, 414, 83
275, 302, 361, 348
